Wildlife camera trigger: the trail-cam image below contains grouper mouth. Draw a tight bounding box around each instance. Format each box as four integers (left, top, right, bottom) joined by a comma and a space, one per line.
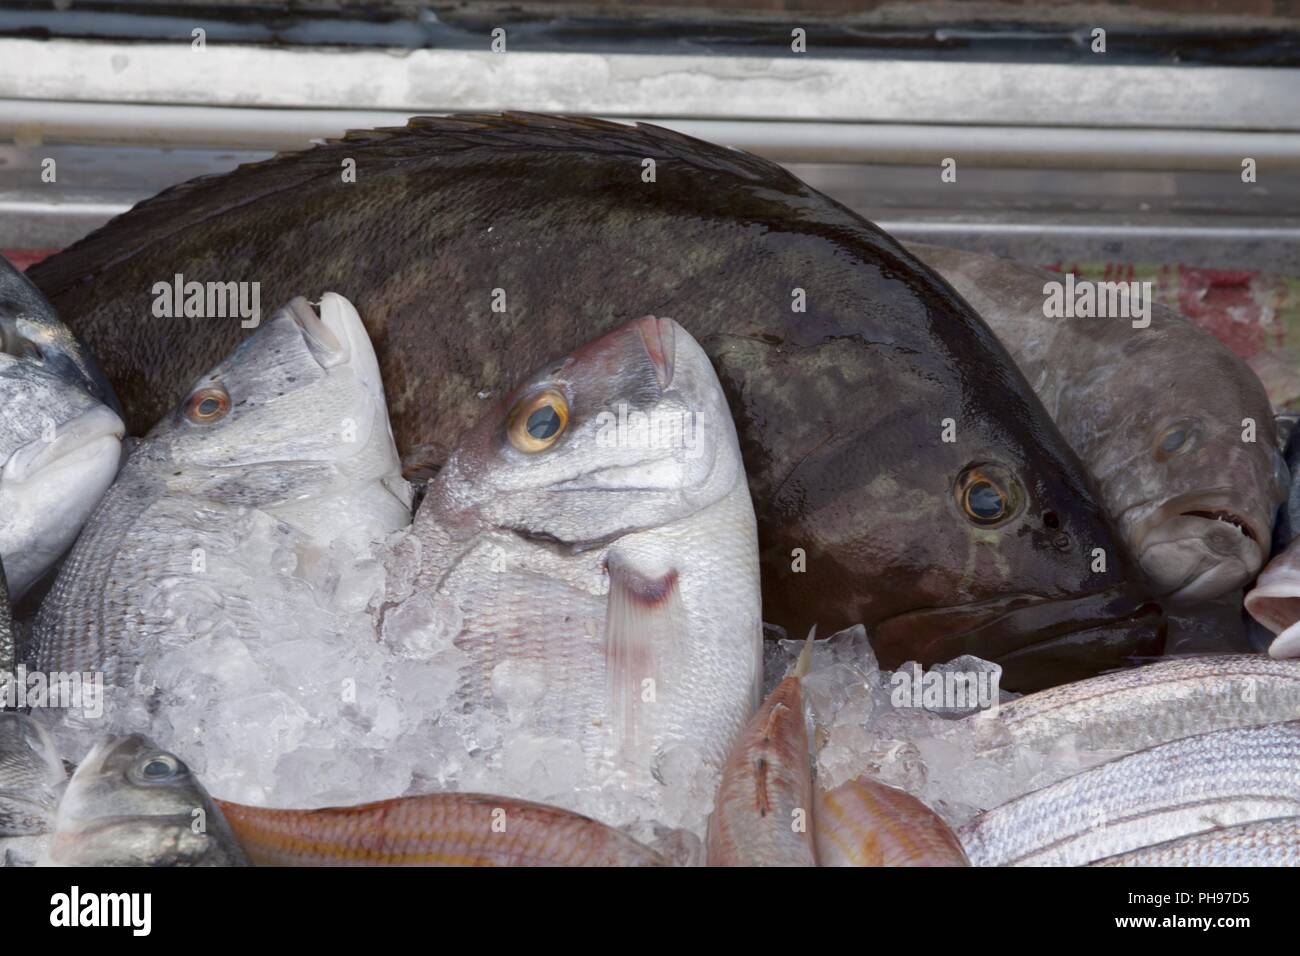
870, 583, 1164, 692
1131, 492, 1266, 604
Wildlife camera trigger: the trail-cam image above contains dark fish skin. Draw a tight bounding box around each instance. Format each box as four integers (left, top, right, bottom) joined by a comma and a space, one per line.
28, 114, 1160, 690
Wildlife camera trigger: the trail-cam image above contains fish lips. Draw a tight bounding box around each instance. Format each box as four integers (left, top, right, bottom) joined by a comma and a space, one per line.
1130, 492, 1267, 604
2, 404, 124, 484
871, 584, 1165, 692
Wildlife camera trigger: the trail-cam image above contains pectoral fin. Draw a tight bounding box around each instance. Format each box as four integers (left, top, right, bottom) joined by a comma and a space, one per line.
604, 551, 685, 769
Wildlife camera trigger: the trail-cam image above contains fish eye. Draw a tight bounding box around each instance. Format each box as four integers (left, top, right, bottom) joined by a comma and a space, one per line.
506, 387, 569, 453
1154, 418, 1200, 461
184, 385, 231, 424
955, 463, 1023, 527
134, 753, 182, 783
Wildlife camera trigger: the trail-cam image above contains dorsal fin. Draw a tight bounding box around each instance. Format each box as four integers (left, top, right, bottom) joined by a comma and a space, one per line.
28, 112, 806, 299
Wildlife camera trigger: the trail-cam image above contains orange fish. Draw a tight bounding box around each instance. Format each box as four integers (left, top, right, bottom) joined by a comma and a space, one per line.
217, 792, 665, 867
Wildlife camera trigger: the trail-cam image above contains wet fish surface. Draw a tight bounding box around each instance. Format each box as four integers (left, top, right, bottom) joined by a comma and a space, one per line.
29, 114, 1158, 689
0, 712, 65, 837
217, 793, 665, 866
31, 294, 410, 710
1, 261, 125, 600
391, 316, 761, 821
1246, 543, 1300, 658
1090, 816, 1300, 866
1, 254, 116, 408
814, 775, 968, 867
40, 734, 247, 866
961, 654, 1300, 758
0, 558, 12, 683
707, 643, 815, 866
908, 242, 1283, 606
958, 721, 1300, 866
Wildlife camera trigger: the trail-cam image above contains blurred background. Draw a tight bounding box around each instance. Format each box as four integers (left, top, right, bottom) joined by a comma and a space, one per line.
1, 0, 1298, 397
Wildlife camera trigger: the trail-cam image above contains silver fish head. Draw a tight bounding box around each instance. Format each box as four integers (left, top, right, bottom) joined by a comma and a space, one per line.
142, 293, 405, 512
1, 255, 120, 411
43, 734, 247, 866
434, 315, 743, 544
0, 353, 125, 597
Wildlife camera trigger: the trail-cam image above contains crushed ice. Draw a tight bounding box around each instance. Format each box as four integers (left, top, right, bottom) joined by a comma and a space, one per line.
764, 626, 1137, 827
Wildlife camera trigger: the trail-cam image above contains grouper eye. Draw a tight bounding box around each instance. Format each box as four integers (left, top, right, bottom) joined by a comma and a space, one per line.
1154, 418, 1200, 461
955, 463, 1023, 527
184, 385, 231, 424
507, 387, 569, 453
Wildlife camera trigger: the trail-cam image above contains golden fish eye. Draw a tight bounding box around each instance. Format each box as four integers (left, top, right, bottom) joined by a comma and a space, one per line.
1154, 418, 1199, 462
185, 386, 230, 424
507, 388, 569, 453
955, 463, 1023, 527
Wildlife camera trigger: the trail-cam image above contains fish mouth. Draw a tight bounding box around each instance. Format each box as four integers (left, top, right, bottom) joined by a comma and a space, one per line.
634, 315, 676, 389
1132, 492, 1266, 603
2, 404, 124, 484
286, 295, 345, 366
1244, 564, 1300, 659
289, 293, 388, 408
871, 583, 1164, 691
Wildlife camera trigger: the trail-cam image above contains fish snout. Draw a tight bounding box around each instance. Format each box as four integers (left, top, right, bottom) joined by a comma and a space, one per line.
1137, 509, 1265, 604
871, 582, 1165, 692
632, 315, 677, 389
2, 404, 124, 484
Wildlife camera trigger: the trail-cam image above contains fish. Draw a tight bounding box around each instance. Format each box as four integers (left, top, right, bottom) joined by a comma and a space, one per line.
960, 654, 1300, 758
215, 793, 665, 866
814, 776, 968, 867
907, 242, 1284, 606
1, 270, 126, 599
396, 315, 761, 812
28, 113, 1159, 690
0, 557, 12, 682
1, 254, 117, 409
0, 712, 65, 836
31, 293, 411, 694
1245, 543, 1300, 657
40, 734, 247, 866
957, 721, 1300, 866
1090, 817, 1300, 866
707, 638, 816, 866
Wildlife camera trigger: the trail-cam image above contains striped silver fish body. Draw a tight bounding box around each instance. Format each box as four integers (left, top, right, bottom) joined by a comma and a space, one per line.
959, 721, 1300, 867
1092, 817, 1300, 867
965, 656, 1300, 760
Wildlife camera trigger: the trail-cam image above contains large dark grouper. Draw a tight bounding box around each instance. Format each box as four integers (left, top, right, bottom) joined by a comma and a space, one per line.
28, 113, 1159, 689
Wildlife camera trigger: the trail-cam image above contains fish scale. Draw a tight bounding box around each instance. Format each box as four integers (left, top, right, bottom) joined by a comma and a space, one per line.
958, 721, 1300, 866
961, 655, 1300, 758
216, 792, 666, 866
1091, 816, 1300, 866
392, 316, 762, 828
34, 492, 278, 684
30, 296, 412, 785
